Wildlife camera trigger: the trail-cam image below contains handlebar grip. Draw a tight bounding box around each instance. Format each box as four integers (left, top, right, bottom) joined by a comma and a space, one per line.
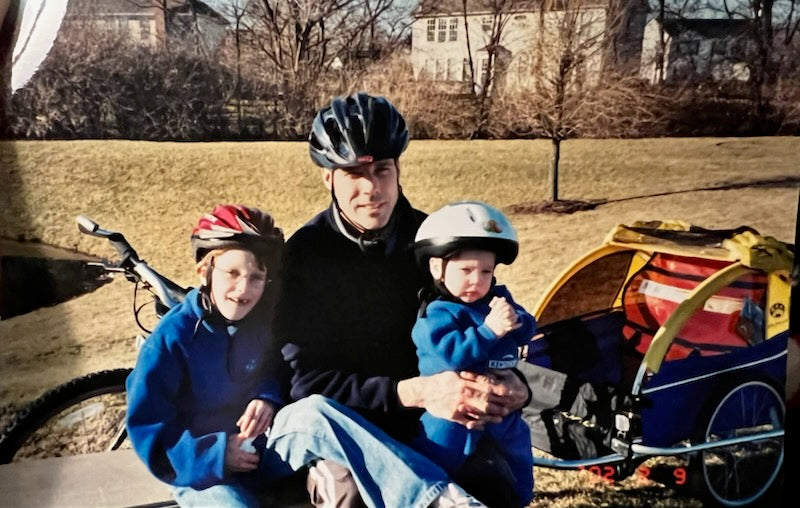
108, 232, 140, 264
76, 215, 99, 235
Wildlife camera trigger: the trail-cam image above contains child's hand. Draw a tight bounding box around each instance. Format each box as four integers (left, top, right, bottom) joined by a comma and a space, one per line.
485, 297, 521, 337
225, 433, 260, 472
237, 399, 276, 438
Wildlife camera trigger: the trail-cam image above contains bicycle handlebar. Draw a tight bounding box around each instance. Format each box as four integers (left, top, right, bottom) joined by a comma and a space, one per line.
77, 215, 140, 264
76, 215, 186, 311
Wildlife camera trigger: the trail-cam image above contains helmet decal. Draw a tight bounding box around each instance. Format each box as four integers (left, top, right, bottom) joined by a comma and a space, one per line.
485, 220, 503, 234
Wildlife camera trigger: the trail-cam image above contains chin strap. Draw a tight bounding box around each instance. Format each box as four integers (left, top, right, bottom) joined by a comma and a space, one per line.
330, 198, 394, 257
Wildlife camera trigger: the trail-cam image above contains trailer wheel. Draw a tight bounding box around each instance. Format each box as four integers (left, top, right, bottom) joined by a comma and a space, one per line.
690, 380, 783, 507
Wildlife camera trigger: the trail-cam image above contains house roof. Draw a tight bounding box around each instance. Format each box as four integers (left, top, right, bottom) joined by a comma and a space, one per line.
414, 0, 606, 17
661, 18, 753, 39
66, 0, 226, 24
415, 0, 540, 17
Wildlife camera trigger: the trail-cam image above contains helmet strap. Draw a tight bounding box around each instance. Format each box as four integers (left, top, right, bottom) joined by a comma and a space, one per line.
198, 258, 215, 317
329, 175, 365, 233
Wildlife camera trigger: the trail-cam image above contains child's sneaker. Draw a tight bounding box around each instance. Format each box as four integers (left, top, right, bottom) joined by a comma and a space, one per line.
430, 483, 487, 508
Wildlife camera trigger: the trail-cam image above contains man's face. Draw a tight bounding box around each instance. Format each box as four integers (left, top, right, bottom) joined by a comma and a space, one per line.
323, 158, 399, 231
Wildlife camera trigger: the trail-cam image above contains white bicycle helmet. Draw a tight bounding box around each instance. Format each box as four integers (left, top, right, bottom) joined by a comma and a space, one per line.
414, 201, 518, 265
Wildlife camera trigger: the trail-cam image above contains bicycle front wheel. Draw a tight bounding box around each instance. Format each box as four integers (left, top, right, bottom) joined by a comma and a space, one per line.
0, 369, 131, 463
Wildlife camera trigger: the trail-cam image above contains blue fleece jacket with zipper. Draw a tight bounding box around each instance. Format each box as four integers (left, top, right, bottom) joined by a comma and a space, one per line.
126, 287, 284, 489
412, 284, 536, 376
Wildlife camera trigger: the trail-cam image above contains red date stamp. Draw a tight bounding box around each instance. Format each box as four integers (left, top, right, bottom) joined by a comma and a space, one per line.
577, 464, 687, 485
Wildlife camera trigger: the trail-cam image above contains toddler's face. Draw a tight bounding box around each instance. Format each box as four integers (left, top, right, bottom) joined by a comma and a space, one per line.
441, 250, 496, 303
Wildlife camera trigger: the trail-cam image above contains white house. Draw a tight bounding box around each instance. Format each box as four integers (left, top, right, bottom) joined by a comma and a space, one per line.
640, 17, 753, 84
63, 0, 228, 51
410, 0, 647, 90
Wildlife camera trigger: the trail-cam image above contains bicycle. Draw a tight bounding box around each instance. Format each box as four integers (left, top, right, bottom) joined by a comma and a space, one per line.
0, 216, 187, 463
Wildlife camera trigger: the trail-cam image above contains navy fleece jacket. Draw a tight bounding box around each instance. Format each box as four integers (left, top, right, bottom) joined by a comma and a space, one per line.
126, 288, 284, 489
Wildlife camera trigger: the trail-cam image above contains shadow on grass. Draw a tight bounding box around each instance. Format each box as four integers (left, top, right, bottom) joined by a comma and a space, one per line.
510, 175, 800, 215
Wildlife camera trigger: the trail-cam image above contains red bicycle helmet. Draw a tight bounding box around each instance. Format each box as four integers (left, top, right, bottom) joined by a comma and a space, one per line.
191, 205, 284, 265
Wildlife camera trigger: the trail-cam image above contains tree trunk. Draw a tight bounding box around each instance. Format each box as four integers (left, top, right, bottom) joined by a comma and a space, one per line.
550, 137, 560, 202
656, 0, 665, 83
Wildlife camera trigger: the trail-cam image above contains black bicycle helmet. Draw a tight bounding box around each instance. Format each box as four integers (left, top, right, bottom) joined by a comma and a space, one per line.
309, 92, 409, 169
191, 205, 284, 267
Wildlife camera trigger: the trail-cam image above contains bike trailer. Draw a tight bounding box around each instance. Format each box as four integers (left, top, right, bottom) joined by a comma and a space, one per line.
521, 220, 793, 507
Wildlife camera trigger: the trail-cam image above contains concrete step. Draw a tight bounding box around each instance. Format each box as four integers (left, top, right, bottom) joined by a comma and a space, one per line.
0, 450, 173, 508
0, 450, 313, 507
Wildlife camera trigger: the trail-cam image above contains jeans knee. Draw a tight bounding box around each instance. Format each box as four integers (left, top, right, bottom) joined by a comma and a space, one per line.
289, 394, 344, 420
296, 394, 329, 412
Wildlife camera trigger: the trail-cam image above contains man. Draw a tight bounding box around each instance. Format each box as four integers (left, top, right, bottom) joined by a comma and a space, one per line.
277, 92, 532, 507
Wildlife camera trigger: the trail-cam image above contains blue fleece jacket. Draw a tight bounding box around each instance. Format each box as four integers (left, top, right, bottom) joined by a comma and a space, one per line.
126, 288, 284, 489
413, 285, 537, 375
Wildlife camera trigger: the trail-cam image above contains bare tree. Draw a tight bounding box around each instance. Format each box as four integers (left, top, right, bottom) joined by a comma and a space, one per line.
457, 0, 522, 138
8, 22, 233, 140
700, 0, 800, 117
215, 0, 410, 137
495, 0, 656, 201
534, 0, 611, 201
646, 1, 800, 128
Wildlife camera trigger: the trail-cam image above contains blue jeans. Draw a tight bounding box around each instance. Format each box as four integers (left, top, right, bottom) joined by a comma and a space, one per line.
172, 395, 449, 508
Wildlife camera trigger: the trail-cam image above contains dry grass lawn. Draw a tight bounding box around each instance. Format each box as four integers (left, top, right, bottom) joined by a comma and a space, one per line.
0, 137, 797, 506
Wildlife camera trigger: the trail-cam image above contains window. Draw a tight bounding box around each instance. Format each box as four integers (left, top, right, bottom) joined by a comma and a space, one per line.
128, 19, 140, 41
140, 18, 151, 41
447, 58, 461, 81
516, 53, 533, 79
463, 58, 471, 81
537, 251, 635, 326
438, 19, 447, 42
449, 17, 458, 41
479, 57, 489, 86
711, 39, 727, 57
678, 39, 700, 56
435, 59, 446, 80
424, 58, 436, 79
427, 19, 435, 42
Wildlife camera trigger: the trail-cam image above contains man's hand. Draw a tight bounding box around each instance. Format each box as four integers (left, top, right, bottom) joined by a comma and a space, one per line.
466, 369, 529, 414
224, 434, 260, 473
397, 369, 530, 430
236, 399, 276, 438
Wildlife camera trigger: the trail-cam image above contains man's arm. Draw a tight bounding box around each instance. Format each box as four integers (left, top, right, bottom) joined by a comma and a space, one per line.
280, 341, 402, 412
